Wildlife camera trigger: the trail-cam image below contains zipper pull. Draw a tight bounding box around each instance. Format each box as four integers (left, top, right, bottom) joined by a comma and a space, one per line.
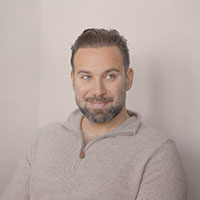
79, 148, 84, 159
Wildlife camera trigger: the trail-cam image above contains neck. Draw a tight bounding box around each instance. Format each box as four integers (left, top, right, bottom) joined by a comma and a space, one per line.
81, 106, 130, 138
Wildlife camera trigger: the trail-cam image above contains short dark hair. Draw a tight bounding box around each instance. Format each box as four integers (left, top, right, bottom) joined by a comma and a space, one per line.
70, 28, 130, 73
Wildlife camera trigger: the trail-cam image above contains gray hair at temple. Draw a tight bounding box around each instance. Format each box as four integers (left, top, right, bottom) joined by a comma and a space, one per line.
70, 28, 130, 73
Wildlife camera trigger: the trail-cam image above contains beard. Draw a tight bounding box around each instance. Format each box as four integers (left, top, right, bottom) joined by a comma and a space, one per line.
75, 87, 126, 124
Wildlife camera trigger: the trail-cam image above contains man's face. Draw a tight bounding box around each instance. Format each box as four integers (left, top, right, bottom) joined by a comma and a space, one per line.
71, 46, 133, 124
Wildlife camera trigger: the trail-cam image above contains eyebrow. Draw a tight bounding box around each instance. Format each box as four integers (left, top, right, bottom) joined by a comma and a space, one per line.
77, 70, 91, 75
104, 68, 120, 73
77, 68, 120, 75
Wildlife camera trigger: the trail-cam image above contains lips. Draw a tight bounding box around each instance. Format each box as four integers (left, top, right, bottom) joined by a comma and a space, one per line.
88, 101, 108, 108
85, 96, 113, 109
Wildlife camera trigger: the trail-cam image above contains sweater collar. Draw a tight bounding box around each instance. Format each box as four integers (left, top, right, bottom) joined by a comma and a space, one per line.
62, 109, 141, 136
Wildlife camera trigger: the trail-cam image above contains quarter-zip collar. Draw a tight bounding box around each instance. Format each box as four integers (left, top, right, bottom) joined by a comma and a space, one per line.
62, 109, 141, 170
62, 109, 141, 138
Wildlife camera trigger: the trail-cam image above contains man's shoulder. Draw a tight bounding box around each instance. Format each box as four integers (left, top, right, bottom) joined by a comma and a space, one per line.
39, 121, 64, 132
35, 121, 67, 142
138, 123, 169, 140
134, 122, 173, 151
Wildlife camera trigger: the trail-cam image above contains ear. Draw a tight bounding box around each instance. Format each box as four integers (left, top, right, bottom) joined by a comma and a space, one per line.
70, 71, 75, 89
126, 68, 134, 91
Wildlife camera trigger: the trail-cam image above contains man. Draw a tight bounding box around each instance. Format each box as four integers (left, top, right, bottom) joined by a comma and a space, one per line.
1, 28, 187, 199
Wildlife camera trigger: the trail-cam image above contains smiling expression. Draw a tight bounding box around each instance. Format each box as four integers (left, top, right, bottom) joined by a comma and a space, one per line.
71, 46, 133, 123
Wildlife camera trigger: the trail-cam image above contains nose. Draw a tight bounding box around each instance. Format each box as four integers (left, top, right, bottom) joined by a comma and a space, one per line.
92, 79, 106, 97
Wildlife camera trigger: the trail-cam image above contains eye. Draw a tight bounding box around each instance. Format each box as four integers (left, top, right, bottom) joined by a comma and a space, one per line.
106, 74, 116, 80
81, 75, 91, 80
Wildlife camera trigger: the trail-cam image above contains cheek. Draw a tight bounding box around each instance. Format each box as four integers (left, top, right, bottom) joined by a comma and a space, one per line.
108, 81, 124, 94
111, 85, 125, 102
75, 83, 89, 97
113, 88, 122, 98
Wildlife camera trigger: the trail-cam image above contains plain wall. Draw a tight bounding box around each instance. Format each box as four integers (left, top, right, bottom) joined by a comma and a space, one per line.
1, 0, 200, 199
0, 0, 40, 195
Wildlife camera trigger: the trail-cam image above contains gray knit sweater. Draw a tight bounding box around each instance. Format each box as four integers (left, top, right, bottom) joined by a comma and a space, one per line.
1, 110, 187, 200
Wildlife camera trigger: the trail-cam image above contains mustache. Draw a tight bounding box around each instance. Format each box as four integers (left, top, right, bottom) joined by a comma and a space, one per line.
85, 96, 113, 103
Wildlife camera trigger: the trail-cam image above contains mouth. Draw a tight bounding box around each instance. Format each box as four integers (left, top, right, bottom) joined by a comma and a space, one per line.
88, 101, 108, 109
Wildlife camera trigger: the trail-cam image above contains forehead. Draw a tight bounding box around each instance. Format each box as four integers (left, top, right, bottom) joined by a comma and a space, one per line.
73, 46, 124, 73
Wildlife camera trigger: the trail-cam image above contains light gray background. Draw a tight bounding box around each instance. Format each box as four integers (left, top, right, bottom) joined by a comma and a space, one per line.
0, 0, 199, 199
